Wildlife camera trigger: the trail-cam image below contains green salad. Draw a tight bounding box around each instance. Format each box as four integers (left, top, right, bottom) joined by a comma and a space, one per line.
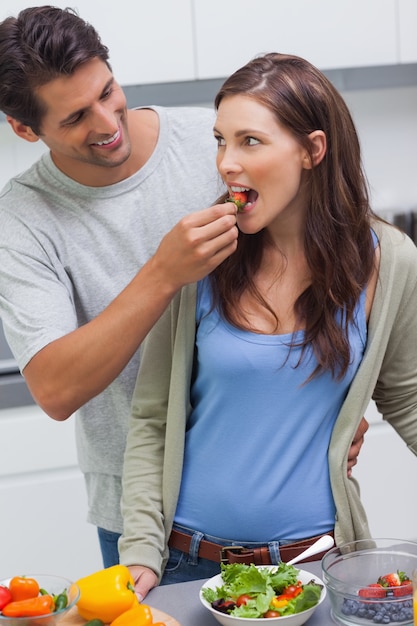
202, 562, 323, 619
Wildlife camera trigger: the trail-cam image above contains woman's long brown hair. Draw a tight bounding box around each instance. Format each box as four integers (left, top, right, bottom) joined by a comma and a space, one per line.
210, 53, 378, 380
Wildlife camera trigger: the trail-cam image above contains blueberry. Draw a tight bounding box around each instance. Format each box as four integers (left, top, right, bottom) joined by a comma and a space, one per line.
341, 599, 360, 615
400, 607, 413, 621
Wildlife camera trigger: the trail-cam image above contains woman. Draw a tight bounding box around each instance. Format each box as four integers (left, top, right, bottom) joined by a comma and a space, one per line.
119, 53, 417, 599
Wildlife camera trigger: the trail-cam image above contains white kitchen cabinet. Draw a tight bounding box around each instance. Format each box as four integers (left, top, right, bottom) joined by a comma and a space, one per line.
2, 0, 415, 89
398, 0, 417, 63
0, 406, 102, 580
0, 0, 196, 86
193, 0, 398, 79
77, 0, 195, 85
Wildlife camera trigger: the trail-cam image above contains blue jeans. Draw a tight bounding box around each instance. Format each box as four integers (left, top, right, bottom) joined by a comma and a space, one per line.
96, 526, 219, 583
97, 527, 121, 567
160, 547, 221, 584
96, 525, 217, 583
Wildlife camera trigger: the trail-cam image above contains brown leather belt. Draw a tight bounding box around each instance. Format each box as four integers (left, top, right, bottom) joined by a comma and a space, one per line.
168, 528, 334, 565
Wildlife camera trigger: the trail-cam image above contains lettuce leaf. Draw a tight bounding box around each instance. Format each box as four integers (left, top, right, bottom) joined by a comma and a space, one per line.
280, 583, 322, 616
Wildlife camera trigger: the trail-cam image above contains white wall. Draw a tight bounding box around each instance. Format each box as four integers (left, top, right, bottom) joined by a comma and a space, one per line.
343, 86, 417, 212
358, 402, 417, 541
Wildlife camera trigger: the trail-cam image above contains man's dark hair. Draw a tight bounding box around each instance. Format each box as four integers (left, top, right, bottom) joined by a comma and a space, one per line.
0, 5, 111, 134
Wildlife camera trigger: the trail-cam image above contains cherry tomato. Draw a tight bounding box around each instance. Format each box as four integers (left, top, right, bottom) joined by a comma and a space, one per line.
284, 584, 303, 598
264, 610, 281, 618
236, 594, 252, 606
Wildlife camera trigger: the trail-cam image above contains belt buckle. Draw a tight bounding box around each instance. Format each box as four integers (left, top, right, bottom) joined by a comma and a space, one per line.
220, 545, 246, 564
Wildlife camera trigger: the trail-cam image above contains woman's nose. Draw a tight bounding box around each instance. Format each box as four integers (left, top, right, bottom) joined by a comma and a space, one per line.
217, 148, 242, 177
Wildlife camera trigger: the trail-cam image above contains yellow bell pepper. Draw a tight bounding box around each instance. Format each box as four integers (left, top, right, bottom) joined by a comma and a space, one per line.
271, 596, 289, 609
110, 603, 153, 626
76, 565, 138, 623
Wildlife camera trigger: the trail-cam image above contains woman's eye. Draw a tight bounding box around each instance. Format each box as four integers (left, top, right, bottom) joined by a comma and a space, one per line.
214, 135, 225, 147
247, 137, 260, 146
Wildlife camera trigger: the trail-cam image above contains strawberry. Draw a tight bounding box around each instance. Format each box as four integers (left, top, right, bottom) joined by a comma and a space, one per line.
227, 191, 248, 212
358, 584, 387, 599
377, 571, 407, 588
393, 579, 413, 597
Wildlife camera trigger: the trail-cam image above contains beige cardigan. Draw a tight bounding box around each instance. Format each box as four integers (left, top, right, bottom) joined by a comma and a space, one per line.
120, 220, 417, 579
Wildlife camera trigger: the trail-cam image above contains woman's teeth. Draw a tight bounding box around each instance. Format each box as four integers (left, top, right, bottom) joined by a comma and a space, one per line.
230, 186, 250, 193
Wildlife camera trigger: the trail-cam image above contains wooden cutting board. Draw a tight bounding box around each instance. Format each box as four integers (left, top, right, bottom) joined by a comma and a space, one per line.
60, 605, 181, 626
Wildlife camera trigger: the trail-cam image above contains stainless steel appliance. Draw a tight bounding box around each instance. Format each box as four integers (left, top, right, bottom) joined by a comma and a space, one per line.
0, 320, 34, 408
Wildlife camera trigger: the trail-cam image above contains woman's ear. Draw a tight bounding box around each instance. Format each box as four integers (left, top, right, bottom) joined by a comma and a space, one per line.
7, 116, 40, 143
303, 130, 326, 169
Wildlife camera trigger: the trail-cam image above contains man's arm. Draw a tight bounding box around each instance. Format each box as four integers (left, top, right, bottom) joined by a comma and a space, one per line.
23, 204, 238, 420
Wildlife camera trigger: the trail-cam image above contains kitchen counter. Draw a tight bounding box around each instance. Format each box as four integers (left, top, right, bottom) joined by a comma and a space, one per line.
147, 560, 333, 625
60, 560, 332, 625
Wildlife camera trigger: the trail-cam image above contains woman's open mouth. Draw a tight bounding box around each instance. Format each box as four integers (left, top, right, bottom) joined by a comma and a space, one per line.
227, 185, 258, 212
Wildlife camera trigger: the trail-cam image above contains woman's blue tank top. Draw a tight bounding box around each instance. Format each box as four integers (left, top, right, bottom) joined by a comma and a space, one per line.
174, 258, 369, 541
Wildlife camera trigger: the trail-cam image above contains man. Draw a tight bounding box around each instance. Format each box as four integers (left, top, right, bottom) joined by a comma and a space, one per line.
0, 6, 366, 568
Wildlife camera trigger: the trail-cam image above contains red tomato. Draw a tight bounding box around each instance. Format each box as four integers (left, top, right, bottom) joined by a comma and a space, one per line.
264, 610, 281, 618
283, 584, 303, 599
236, 594, 252, 606
0, 585, 12, 610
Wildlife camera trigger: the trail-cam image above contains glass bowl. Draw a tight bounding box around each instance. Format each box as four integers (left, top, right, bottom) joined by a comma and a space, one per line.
321, 538, 417, 626
0, 574, 80, 626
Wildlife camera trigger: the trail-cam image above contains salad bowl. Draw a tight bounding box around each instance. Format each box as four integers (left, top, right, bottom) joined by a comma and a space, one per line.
199, 565, 326, 626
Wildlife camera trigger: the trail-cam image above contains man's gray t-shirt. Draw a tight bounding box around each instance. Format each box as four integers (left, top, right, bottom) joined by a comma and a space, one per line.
0, 105, 223, 532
